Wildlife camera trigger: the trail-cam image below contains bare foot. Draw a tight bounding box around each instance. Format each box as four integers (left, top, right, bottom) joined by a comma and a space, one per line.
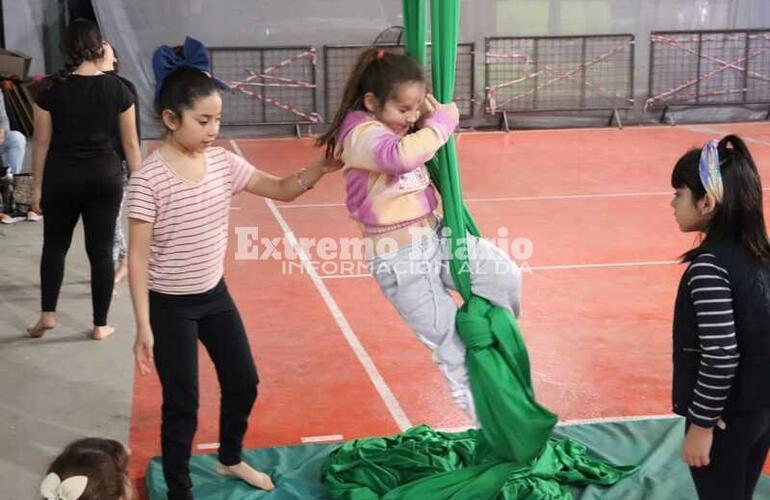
114, 257, 128, 284
26, 211, 43, 222
91, 326, 115, 340
112, 289, 120, 300
215, 462, 275, 491
27, 313, 56, 338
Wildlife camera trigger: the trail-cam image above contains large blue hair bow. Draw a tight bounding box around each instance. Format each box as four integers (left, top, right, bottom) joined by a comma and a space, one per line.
152, 36, 229, 101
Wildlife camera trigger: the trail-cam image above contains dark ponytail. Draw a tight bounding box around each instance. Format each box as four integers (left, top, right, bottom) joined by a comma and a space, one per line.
154, 55, 219, 131
672, 134, 770, 262
52, 19, 105, 82
316, 48, 424, 159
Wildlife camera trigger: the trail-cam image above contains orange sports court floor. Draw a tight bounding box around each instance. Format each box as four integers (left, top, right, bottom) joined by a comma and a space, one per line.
128, 122, 770, 496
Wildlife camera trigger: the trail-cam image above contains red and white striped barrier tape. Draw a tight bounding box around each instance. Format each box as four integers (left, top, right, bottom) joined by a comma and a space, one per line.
231, 84, 322, 123
485, 40, 633, 113
222, 48, 320, 122
645, 50, 766, 109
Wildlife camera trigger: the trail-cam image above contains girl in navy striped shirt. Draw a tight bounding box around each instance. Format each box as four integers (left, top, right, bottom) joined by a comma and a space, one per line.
670, 135, 770, 500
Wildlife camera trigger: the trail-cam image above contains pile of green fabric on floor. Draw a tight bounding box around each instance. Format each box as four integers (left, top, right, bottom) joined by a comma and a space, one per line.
321, 1, 638, 498
145, 417, 770, 498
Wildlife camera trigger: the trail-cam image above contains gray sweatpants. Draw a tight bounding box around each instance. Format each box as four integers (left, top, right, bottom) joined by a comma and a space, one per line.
369, 226, 521, 424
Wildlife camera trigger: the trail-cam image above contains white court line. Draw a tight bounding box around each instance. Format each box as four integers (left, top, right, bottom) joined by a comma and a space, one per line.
228, 126, 633, 142
196, 442, 219, 450
463, 192, 671, 202
685, 125, 770, 147
280, 186, 770, 209
276, 191, 675, 209
301, 434, 345, 444
742, 136, 770, 147
528, 260, 678, 271
556, 413, 678, 426
230, 140, 412, 432
276, 202, 344, 209
434, 413, 678, 434
317, 259, 680, 281
320, 273, 370, 280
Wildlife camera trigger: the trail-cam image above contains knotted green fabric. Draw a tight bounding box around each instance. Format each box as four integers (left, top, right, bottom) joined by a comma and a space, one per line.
422, 0, 558, 465
456, 296, 557, 462
323, 1, 638, 497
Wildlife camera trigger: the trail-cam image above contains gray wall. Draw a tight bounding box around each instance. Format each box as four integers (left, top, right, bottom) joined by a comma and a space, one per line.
7, 1, 770, 134
476, 0, 769, 121
4, 0, 48, 76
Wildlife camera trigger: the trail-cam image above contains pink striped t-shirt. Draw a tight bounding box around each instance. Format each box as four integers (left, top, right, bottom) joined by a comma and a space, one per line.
127, 146, 255, 295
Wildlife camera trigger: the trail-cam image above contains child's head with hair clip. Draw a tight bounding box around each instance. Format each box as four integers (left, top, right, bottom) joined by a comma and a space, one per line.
671, 134, 770, 262
152, 38, 227, 151
317, 48, 426, 158
41, 438, 131, 500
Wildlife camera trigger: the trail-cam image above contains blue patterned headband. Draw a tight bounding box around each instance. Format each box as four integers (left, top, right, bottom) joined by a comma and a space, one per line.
152, 37, 229, 102
699, 139, 723, 204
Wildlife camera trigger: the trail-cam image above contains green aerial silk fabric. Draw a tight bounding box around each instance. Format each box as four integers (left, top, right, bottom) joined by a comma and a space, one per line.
401, 0, 426, 66
323, 1, 638, 498
323, 426, 638, 500
146, 417, 770, 499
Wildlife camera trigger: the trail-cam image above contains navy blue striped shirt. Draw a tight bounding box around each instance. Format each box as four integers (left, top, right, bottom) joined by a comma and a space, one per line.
685, 252, 739, 427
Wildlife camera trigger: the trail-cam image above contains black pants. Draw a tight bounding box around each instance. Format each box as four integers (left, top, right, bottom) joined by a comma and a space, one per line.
40, 154, 123, 326
688, 409, 770, 500
150, 280, 259, 500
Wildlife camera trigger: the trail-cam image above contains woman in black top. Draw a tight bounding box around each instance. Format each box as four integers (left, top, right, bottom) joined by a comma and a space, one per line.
27, 19, 142, 340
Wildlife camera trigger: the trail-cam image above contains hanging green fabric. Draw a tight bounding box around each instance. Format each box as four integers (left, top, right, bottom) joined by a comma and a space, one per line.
323, 1, 638, 497
401, 0, 426, 66
424, 0, 558, 464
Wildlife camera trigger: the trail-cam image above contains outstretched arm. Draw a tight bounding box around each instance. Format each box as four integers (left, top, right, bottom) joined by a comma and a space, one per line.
244, 157, 342, 202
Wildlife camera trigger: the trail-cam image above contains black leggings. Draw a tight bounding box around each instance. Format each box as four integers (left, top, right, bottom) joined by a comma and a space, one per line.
150, 280, 259, 500
689, 409, 770, 500
40, 155, 122, 326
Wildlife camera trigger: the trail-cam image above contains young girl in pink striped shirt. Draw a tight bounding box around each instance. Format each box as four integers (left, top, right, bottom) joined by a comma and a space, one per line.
127, 38, 339, 500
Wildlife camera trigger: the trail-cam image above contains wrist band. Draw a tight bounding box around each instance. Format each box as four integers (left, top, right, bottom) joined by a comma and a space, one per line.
296, 168, 312, 191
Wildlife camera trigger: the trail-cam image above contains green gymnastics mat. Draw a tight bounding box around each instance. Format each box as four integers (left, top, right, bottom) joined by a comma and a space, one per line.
146, 417, 770, 499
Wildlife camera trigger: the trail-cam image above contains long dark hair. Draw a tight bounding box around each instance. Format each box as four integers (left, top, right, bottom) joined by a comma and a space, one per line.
43, 18, 106, 86
316, 48, 424, 159
671, 134, 770, 262
61, 18, 105, 72
44, 438, 129, 500
154, 65, 219, 130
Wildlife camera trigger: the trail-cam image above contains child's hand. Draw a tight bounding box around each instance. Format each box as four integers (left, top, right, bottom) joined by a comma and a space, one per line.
422, 94, 459, 123
317, 156, 343, 173
420, 94, 437, 117
682, 423, 715, 467
134, 326, 154, 376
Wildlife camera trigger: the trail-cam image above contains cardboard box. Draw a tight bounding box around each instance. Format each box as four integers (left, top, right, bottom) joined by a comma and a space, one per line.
0, 49, 31, 79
